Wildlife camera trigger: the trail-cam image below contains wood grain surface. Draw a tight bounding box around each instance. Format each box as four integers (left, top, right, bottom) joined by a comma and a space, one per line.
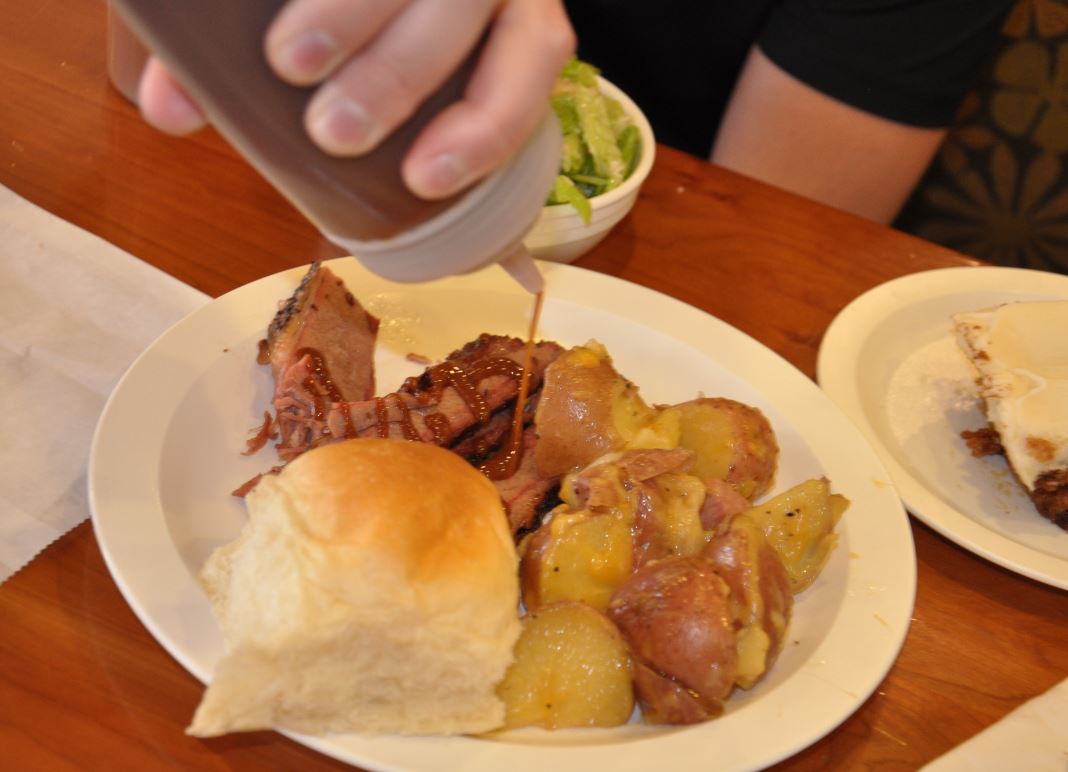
2, 2, 1065, 770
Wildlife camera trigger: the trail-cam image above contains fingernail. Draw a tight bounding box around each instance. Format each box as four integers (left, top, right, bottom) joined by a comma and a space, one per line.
273, 30, 338, 81
408, 153, 472, 198
308, 95, 380, 155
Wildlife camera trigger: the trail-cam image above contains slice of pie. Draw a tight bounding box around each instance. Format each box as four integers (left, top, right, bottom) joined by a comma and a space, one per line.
953, 300, 1068, 530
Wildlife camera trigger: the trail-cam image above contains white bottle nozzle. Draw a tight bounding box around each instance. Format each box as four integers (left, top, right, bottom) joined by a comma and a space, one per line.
499, 247, 545, 294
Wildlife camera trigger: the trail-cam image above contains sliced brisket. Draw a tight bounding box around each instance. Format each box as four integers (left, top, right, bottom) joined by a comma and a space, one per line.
243, 266, 564, 536
486, 424, 561, 536
266, 262, 379, 459
275, 334, 563, 459
266, 262, 379, 401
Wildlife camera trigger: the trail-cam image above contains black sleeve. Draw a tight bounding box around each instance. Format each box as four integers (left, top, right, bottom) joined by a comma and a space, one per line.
758, 0, 1015, 128
565, 1, 772, 157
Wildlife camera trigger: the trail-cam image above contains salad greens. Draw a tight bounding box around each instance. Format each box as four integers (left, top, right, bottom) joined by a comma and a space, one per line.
546, 58, 642, 223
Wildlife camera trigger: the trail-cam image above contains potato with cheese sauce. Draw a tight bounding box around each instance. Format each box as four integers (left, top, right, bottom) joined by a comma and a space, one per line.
517, 339, 844, 728
495, 601, 634, 729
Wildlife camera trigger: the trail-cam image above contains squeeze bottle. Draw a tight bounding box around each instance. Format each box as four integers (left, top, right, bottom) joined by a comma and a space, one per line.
111, 0, 558, 291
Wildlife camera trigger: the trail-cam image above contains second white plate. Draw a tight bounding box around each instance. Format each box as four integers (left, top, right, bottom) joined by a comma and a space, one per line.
818, 266, 1068, 589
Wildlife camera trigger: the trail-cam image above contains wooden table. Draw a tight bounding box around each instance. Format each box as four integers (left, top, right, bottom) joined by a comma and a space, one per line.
2, 2, 1065, 770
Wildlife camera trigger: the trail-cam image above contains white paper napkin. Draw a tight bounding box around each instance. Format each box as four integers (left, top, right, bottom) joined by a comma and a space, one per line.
922, 677, 1068, 771
0, 185, 208, 584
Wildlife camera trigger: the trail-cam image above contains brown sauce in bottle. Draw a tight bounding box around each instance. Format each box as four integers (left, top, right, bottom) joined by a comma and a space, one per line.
111, 0, 468, 242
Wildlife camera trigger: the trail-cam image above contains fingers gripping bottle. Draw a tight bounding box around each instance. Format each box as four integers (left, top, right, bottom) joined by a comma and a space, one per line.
113, 0, 559, 292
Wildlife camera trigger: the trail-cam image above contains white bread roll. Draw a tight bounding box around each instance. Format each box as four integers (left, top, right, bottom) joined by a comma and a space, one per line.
187, 438, 520, 737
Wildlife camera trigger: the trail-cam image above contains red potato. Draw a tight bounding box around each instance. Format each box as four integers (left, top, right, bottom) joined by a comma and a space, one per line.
631, 473, 707, 569
698, 477, 751, 535
524, 448, 704, 610
703, 515, 793, 688
534, 342, 657, 477
607, 556, 737, 723
663, 398, 779, 501
631, 662, 721, 724
630, 482, 673, 569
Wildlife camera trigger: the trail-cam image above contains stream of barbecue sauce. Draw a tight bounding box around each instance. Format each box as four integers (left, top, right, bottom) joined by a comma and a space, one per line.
255, 290, 545, 481
479, 290, 545, 480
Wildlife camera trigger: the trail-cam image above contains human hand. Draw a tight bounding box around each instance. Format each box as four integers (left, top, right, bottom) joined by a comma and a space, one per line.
139, 0, 574, 200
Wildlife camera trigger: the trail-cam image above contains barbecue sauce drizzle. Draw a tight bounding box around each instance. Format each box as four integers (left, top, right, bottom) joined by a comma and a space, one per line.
398, 356, 523, 443
479, 290, 545, 480
374, 395, 421, 441
283, 290, 544, 479
294, 347, 355, 437
256, 338, 271, 365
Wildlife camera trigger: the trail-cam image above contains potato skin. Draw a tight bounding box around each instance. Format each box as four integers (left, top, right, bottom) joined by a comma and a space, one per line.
495, 602, 634, 729
634, 474, 707, 565
664, 398, 779, 501
698, 477, 751, 534
607, 556, 737, 721
534, 342, 656, 478
703, 516, 793, 688
631, 662, 720, 724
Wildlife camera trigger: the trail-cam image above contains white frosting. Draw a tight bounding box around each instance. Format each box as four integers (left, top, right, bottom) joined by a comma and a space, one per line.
953, 301, 1068, 490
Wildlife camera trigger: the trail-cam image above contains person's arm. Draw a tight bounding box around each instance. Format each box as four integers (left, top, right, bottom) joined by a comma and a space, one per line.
710, 46, 945, 225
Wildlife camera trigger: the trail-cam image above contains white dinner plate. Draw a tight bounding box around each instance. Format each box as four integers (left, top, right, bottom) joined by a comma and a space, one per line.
90, 258, 914, 772
817, 266, 1068, 590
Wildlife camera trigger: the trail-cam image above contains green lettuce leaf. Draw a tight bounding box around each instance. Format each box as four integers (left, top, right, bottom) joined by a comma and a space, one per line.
573, 85, 625, 189
546, 174, 593, 223
617, 124, 642, 178
546, 57, 642, 218
558, 57, 600, 88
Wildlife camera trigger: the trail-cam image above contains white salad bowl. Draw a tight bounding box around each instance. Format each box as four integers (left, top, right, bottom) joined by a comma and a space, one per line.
523, 77, 656, 264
